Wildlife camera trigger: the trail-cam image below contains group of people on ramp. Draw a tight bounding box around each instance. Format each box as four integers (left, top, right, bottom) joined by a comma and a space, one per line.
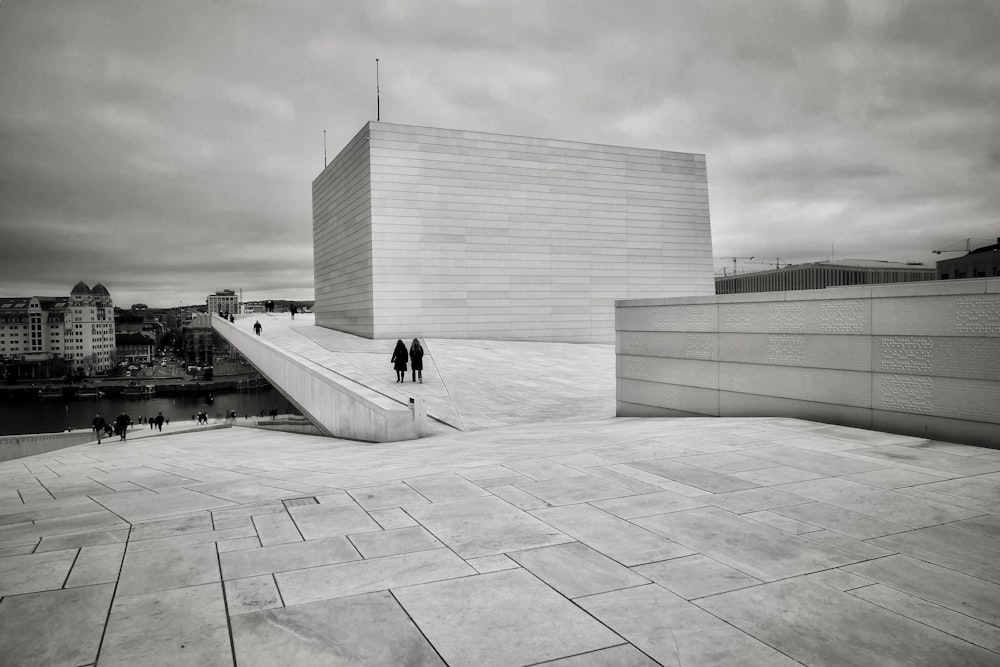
391, 339, 424, 383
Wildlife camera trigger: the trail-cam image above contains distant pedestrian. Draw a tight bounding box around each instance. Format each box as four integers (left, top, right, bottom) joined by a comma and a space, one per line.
229, 314, 235, 323
253, 320, 262, 336
391, 339, 408, 383
409, 339, 424, 383
92, 413, 107, 443
115, 412, 130, 442
269, 408, 277, 421
149, 416, 155, 430
155, 412, 165, 432
289, 304, 297, 320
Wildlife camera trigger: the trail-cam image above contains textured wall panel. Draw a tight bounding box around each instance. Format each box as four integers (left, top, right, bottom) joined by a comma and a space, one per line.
617, 279, 1000, 445
718, 333, 871, 371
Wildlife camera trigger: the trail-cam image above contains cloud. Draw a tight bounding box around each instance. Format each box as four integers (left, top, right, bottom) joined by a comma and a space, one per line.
0, 0, 998, 304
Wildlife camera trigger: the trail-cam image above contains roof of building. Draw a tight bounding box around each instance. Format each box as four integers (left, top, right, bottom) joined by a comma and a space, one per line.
809, 259, 932, 270
91, 283, 111, 296
0, 296, 68, 310
71, 281, 91, 295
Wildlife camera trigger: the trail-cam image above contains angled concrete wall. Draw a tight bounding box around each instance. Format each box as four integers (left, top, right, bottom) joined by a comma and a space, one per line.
313, 124, 374, 336
617, 279, 1000, 447
214, 319, 417, 442
313, 122, 715, 343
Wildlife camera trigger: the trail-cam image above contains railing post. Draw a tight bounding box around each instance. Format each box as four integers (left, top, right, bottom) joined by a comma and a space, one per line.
408, 396, 425, 436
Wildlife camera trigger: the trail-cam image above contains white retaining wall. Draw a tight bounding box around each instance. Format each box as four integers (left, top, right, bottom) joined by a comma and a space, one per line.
214, 319, 417, 442
616, 279, 1000, 447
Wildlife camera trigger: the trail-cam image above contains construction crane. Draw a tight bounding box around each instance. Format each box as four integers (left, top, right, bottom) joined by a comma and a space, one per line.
714, 256, 756, 276
932, 238, 995, 254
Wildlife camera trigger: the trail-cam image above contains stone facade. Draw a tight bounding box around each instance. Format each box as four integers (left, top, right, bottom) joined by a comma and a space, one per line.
313, 122, 715, 343
616, 279, 1000, 447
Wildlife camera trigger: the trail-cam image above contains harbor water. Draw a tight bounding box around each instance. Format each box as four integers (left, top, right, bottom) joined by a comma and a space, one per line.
0, 387, 299, 437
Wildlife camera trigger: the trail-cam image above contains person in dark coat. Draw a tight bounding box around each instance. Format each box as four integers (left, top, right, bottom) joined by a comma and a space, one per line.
92, 413, 107, 443
115, 412, 130, 442
391, 339, 408, 382
253, 320, 262, 336
409, 339, 424, 383
289, 304, 297, 320
154, 412, 165, 432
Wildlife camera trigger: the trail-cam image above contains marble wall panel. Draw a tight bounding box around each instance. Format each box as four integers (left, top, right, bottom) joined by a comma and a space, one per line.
617, 279, 1000, 446
315, 122, 715, 343
718, 333, 871, 371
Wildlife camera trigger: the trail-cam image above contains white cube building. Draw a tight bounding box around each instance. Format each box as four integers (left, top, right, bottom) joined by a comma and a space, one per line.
313, 122, 715, 343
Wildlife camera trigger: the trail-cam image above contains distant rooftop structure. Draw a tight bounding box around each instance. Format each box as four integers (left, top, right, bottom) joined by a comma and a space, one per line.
715, 259, 934, 294
937, 238, 1000, 280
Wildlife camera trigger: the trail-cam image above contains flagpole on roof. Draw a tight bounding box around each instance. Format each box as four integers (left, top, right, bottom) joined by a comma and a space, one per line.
376, 58, 380, 122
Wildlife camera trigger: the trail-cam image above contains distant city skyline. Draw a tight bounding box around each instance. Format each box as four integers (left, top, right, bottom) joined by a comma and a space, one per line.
1, 1, 998, 308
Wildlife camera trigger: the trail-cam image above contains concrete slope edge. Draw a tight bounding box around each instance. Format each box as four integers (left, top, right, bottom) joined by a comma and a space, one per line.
214, 319, 418, 442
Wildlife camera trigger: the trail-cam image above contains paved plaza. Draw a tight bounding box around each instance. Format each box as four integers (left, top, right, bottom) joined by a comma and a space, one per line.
2, 321, 1000, 666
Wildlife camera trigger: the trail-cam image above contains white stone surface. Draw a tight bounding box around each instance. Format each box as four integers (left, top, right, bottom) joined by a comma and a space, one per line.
617, 279, 1000, 446
314, 122, 715, 343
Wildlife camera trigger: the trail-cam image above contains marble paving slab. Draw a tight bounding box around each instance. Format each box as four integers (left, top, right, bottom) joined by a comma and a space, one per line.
636, 507, 860, 581
771, 501, 910, 540
394, 568, 622, 667
0, 548, 76, 596
231, 590, 444, 666
0, 582, 114, 667
287, 502, 381, 540
404, 472, 490, 502
590, 489, 708, 518
532, 504, 694, 566
348, 525, 442, 559
775, 477, 982, 528
867, 525, 1000, 584
407, 495, 572, 558
514, 474, 636, 505
99, 582, 232, 667
92, 487, 236, 523
578, 583, 795, 667
220, 534, 361, 580
117, 542, 220, 596
348, 481, 430, 510
507, 541, 649, 598
629, 459, 760, 493
697, 578, 998, 666
65, 542, 126, 587
633, 554, 761, 599
276, 547, 475, 606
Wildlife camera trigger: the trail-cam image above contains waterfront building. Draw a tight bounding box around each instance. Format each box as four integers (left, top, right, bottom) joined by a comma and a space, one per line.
313, 122, 715, 343
937, 239, 1000, 279
115, 312, 166, 349
714, 259, 934, 295
180, 312, 214, 366
207, 289, 240, 316
0, 282, 115, 376
115, 332, 154, 366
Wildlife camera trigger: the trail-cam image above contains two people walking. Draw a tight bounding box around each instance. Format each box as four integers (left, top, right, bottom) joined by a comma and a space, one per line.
391, 339, 424, 383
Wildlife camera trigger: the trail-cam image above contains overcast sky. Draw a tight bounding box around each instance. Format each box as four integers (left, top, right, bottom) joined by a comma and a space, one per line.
1, 1, 998, 308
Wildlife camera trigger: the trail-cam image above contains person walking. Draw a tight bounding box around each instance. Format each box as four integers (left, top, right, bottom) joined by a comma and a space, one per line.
409, 338, 424, 383
391, 339, 408, 383
155, 412, 165, 432
289, 304, 297, 320
92, 413, 107, 444
115, 412, 130, 442
253, 320, 262, 336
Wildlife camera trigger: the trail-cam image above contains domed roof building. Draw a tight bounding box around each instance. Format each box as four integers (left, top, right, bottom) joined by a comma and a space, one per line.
91, 283, 110, 296
70, 281, 91, 295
